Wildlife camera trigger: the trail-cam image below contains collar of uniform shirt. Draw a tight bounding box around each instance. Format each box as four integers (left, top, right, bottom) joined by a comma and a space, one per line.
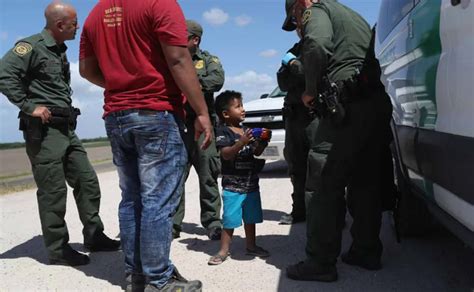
41, 29, 67, 51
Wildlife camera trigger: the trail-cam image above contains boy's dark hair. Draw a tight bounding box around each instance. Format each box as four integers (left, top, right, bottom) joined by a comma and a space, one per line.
214, 90, 242, 121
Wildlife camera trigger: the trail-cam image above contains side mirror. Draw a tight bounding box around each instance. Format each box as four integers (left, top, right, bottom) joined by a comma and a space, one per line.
260, 94, 269, 99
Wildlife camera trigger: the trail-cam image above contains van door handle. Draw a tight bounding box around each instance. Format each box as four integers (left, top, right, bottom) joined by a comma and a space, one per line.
451, 0, 461, 5
408, 19, 414, 39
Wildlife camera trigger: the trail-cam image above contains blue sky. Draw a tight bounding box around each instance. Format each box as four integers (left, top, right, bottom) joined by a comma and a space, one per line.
0, 0, 381, 142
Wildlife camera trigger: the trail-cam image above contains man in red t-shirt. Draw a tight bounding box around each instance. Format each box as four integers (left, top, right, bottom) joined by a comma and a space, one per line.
79, 0, 211, 291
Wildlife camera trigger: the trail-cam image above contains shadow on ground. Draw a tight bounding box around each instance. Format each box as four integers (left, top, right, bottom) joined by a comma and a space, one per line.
0, 235, 126, 289
179, 212, 474, 291
275, 214, 474, 292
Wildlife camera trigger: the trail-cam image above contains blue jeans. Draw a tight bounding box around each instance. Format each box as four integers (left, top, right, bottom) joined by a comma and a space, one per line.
105, 110, 187, 288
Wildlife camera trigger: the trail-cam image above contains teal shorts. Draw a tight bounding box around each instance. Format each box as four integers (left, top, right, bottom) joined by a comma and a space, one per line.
222, 189, 263, 229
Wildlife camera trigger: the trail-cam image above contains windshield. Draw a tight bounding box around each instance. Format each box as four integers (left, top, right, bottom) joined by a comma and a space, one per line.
268, 86, 287, 98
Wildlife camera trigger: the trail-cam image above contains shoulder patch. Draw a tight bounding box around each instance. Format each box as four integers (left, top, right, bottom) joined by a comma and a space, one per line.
13, 42, 33, 57
302, 9, 312, 25
211, 57, 220, 64
195, 60, 204, 70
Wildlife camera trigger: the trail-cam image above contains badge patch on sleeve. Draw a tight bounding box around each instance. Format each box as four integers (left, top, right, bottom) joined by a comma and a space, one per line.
195, 60, 204, 69
13, 42, 33, 57
302, 10, 312, 25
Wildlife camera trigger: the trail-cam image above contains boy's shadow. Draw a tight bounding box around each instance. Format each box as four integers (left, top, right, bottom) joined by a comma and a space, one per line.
0, 235, 126, 289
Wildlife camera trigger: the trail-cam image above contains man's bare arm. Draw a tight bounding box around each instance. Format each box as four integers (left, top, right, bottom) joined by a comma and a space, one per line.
162, 43, 212, 149
79, 56, 105, 88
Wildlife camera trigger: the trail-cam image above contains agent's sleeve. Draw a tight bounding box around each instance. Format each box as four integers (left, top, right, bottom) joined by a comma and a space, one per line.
0, 42, 37, 114
277, 43, 305, 92
200, 54, 225, 93
288, 58, 305, 77
277, 65, 291, 92
301, 5, 334, 96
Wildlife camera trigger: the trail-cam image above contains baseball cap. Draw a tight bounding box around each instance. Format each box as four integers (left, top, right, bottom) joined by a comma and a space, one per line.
186, 20, 203, 38
282, 0, 297, 31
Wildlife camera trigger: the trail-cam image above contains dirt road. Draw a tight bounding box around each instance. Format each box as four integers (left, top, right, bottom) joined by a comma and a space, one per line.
0, 145, 112, 178
0, 161, 473, 291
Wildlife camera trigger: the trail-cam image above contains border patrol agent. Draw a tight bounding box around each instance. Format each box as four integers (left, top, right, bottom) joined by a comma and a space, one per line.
282, 0, 393, 281
172, 20, 225, 240
277, 40, 315, 225
0, 2, 119, 266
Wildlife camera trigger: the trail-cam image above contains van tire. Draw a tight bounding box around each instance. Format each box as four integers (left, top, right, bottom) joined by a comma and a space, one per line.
391, 144, 435, 237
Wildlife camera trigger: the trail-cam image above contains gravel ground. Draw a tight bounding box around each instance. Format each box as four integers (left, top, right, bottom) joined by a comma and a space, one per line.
0, 161, 473, 291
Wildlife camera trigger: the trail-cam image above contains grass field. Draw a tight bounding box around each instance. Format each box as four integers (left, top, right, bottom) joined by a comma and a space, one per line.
0, 145, 112, 178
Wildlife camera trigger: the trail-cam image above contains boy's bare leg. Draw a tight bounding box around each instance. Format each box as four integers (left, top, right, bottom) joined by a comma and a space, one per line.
217, 228, 233, 256
244, 223, 256, 250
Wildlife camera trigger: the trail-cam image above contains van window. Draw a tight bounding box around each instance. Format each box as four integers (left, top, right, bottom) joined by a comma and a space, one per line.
377, 0, 415, 41
268, 87, 286, 98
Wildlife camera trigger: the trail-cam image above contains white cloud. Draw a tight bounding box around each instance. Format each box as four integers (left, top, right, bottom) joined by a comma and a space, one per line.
234, 15, 252, 27
259, 49, 278, 58
203, 8, 229, 25
0, 31, 8, 41
223, 70, 276, 101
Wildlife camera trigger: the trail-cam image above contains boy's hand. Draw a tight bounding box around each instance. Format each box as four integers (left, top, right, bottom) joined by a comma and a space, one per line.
239, 128, 253, 146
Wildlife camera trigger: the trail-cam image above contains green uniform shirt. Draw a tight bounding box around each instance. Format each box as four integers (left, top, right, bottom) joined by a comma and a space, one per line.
277, 41, 305, 105
190, 48, 224, 117
0, 29, 72, 114
301, 0, 372, 96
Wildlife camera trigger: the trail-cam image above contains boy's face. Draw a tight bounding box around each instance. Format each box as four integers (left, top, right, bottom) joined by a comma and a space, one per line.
223, 98, 246, 123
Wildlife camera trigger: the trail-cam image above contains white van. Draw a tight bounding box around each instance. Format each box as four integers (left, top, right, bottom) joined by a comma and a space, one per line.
375, 0, 474, 248
242, 87, 286, 161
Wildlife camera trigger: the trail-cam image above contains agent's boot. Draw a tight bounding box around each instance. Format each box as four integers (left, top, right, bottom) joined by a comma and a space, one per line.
207, 227, 222, 241
49, 244, 90, 266
286, 260, 337, 282
84, 231, 121, 252
341, 250, 382, 270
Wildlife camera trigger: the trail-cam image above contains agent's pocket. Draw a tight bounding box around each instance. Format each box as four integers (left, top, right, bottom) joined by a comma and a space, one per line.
209, 154, 221, 180
305, 147, 329, 192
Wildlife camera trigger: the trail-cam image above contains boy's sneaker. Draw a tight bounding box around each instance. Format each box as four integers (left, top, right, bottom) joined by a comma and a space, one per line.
144, 268, 202, 292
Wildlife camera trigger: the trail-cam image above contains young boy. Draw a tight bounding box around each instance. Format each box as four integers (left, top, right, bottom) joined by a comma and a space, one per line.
208, 90, 271, 265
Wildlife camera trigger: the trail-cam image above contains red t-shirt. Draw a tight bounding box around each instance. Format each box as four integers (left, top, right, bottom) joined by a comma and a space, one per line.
79, 0, 188, 117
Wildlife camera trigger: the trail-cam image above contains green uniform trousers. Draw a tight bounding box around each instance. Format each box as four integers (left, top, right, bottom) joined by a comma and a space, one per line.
172, 122, 222, 233
25, 125, 104, 258
283, 103, 314, 218
305, 93, 392, 266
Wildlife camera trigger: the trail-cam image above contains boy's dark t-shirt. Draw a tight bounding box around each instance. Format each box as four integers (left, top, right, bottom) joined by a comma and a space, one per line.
215, 125, 265, 193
